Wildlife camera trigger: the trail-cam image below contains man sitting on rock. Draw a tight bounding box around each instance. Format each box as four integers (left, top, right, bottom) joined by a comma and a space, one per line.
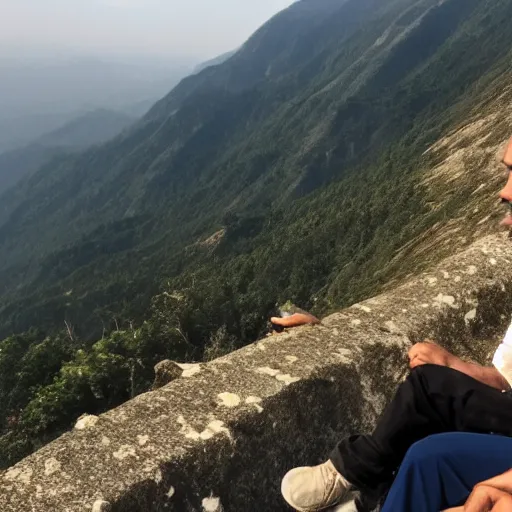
281, 323, 512, 511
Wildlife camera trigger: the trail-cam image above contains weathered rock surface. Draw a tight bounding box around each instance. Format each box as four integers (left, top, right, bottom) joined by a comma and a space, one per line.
1, 234, 511, 511
152, 360, 184, 390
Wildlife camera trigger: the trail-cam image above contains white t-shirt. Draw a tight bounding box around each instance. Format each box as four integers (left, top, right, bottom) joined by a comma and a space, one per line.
493, 322, 512, 387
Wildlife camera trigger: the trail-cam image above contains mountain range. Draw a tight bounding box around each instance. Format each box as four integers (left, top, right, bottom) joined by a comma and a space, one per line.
0, 56, 191, 152
1, 0, 510, 340
1, 0, 512, 466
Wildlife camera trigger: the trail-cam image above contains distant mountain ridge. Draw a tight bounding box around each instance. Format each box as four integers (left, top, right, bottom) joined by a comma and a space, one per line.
192, 50, 237, 74
35, 108, 134, 149
0, 108, 134, 197
0, 56, 191, 152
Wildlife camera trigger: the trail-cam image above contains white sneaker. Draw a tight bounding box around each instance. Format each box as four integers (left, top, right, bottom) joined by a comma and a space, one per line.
281, 460, 352, 512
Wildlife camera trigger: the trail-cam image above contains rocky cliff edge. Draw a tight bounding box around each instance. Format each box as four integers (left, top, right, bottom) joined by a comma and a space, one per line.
1, 234, 512, 511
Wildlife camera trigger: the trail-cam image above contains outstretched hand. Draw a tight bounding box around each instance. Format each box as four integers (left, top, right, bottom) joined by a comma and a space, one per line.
408, 341, 458, 369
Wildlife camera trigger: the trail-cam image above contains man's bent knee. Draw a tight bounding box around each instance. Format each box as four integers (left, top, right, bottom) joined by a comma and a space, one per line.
402, 434, 451, 465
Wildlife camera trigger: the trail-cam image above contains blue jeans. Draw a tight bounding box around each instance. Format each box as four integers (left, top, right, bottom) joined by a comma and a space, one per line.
381, 433, 512, 512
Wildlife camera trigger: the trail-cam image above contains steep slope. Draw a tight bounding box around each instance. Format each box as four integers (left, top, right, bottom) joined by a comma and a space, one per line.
0, 109, 135, 196
0, 0, 511, 345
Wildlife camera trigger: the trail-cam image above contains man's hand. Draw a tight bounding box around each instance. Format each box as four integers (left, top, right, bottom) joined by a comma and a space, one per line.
408, 341, 458, 369
475, 469, 512, 495
464, 484, 512, 511
443, 470, 512, 511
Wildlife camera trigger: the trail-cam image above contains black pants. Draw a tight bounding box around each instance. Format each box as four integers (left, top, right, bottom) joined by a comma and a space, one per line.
330, 364, 512, 500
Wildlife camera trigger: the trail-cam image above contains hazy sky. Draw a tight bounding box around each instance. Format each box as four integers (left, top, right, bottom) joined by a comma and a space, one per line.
0, 0, 296, 61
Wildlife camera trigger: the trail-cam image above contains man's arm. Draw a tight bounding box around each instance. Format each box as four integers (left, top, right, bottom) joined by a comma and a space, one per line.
409, 342, 510, 391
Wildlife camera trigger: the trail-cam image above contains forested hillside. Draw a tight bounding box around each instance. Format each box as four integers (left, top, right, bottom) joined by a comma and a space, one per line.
1, 0, 512, 466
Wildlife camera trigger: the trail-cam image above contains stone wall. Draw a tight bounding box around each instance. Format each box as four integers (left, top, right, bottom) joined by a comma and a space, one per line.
1, 233, 512, 512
